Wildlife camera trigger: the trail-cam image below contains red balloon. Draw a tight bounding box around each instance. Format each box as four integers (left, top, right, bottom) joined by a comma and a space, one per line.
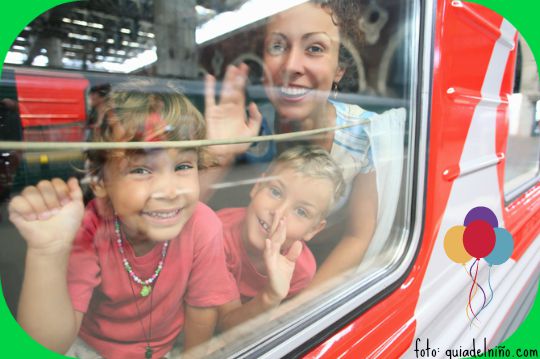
463, 220, 496, 258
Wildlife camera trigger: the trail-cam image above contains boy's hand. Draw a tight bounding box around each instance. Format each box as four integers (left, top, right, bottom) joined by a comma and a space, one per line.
8, 177, 84, 255
263, 218, 302, 305
204, 63, 262, 159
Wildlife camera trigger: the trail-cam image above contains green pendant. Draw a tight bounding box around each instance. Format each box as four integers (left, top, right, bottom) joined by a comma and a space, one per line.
145, 345, 153, 359
140, 285, 151, 297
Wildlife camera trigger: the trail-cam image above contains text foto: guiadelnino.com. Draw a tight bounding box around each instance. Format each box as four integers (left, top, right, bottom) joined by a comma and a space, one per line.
413, 338, 539, 358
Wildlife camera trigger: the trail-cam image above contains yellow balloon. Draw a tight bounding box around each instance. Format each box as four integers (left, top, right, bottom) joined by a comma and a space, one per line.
444, 225, 472, 264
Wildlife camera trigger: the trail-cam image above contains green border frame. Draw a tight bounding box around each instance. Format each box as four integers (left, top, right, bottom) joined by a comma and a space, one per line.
0, 0, 538, 357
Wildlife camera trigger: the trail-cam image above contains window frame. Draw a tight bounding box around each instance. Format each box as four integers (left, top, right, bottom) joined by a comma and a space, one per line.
503, 35, 540, 204
197, 0, 433, 357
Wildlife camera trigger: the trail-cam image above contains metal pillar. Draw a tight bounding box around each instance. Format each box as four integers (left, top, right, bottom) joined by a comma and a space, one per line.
153, 0, 198, 78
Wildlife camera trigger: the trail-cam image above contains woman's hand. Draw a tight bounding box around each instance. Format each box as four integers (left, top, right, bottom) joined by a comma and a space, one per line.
263, 218, 302, 304
8, 177, 84, 255
204, 63, 262, 161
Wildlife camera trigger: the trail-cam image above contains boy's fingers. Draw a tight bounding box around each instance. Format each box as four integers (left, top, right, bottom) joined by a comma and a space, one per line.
285, 241, 302, 263
264, 237, 277, 261
204, 74, 216, 109
273, 219, 287, 247
265, 238, 272, 253
269, 215, 279, 237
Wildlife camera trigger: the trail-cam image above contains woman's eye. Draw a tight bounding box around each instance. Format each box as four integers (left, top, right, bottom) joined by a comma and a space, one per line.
307, 44, 324, 54
267, 42, 286, 55
175, 163, 194, 171
129, 167, 151, 175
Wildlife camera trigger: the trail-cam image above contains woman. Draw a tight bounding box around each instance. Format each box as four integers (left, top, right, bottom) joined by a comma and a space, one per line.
204, 0, 378, 286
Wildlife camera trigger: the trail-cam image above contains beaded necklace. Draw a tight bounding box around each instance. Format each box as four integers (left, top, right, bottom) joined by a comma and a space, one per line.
114, 217, 169, 297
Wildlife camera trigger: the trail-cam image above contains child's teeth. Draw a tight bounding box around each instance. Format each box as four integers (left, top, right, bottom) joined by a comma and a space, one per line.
259, 219, 269, 232
146, 210, 179, 219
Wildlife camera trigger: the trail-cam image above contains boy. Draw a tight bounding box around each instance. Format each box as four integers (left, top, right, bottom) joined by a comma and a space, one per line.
218, 145, 345, 329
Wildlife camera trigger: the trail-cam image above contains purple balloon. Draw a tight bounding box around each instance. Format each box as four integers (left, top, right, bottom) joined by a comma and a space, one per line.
464, 206, 498, 228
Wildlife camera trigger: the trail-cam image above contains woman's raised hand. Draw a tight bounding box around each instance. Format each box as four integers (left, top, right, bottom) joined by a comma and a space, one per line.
8, 177, 84, 255
204, 63, 262, 159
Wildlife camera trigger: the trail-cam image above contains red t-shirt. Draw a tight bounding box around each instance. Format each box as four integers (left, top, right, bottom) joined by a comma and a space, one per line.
67, 200, 239, 359
217, 208, 316, 302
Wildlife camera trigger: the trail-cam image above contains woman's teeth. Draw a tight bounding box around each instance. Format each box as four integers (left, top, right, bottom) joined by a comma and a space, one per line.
280, 87, 309, 97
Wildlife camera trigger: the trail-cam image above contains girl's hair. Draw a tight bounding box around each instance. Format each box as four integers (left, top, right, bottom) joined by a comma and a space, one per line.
266, 145, 346, 213
86, 80, 207, 178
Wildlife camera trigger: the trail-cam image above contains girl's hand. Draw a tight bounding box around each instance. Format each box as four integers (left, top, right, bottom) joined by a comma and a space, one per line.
8, 177, 84, 255
204, 63, 262, 159
263, 218, 302, 304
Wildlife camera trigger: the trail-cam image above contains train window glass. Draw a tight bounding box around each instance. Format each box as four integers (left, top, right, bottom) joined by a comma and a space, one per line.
504, 35, 540, 197
1, 0, 419, 357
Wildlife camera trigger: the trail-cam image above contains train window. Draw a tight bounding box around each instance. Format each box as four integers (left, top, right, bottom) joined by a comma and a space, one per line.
504, 35, 540, 198
1, 0, 420, 357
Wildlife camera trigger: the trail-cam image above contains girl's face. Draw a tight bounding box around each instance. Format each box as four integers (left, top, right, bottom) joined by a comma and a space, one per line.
263, 2, 344, 122
94, 148, 199, 243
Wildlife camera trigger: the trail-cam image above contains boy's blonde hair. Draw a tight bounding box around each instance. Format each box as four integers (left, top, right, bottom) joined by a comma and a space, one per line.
267, 145, 345, 213
86, 80, 207, 178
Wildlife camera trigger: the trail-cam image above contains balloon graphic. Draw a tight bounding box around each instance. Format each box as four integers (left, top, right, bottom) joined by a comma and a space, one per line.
484, 228, 514, 266
464, 206, 498, 228
463, 220, 496, 258
444, 225, 472, 263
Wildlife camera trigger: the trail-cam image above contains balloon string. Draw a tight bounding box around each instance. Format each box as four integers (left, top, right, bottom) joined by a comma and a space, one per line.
467, 260, 478, 321
468, 259, 479, 304
468, 259, 480, 326
471, 260, 486, 324
484, 266, 494, 308
463, 264, 473, 322
470, 266, 494, 324
466, 260, 485, 327
468, 260, 487, 313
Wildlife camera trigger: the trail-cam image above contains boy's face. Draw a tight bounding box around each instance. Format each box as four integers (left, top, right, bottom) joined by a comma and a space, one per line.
245, 166, 332, 252
94, 148, 199, 243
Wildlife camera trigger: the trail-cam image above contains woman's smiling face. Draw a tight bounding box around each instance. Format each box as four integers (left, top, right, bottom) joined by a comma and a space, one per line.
263, 2, 344, 123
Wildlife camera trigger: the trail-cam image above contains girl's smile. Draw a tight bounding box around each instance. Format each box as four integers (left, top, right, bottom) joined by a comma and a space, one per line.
94, 148, 200, 245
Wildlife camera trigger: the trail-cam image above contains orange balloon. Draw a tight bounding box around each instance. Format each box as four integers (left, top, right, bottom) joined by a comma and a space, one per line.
444, 225, 472, 264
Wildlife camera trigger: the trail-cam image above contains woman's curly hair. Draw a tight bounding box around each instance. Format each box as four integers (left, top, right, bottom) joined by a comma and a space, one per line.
316, 0, 367, 47
312, 0, 368, 91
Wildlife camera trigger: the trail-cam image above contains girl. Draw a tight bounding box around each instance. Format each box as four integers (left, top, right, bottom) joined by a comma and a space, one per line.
9, 80, 239, 358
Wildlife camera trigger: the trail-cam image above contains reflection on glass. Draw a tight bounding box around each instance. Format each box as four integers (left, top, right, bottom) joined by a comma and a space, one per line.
504, 36, 540, 196
1, 0, 415, 357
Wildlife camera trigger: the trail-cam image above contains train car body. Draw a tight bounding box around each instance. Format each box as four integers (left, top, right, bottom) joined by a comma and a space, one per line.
303, 1, 540, 358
